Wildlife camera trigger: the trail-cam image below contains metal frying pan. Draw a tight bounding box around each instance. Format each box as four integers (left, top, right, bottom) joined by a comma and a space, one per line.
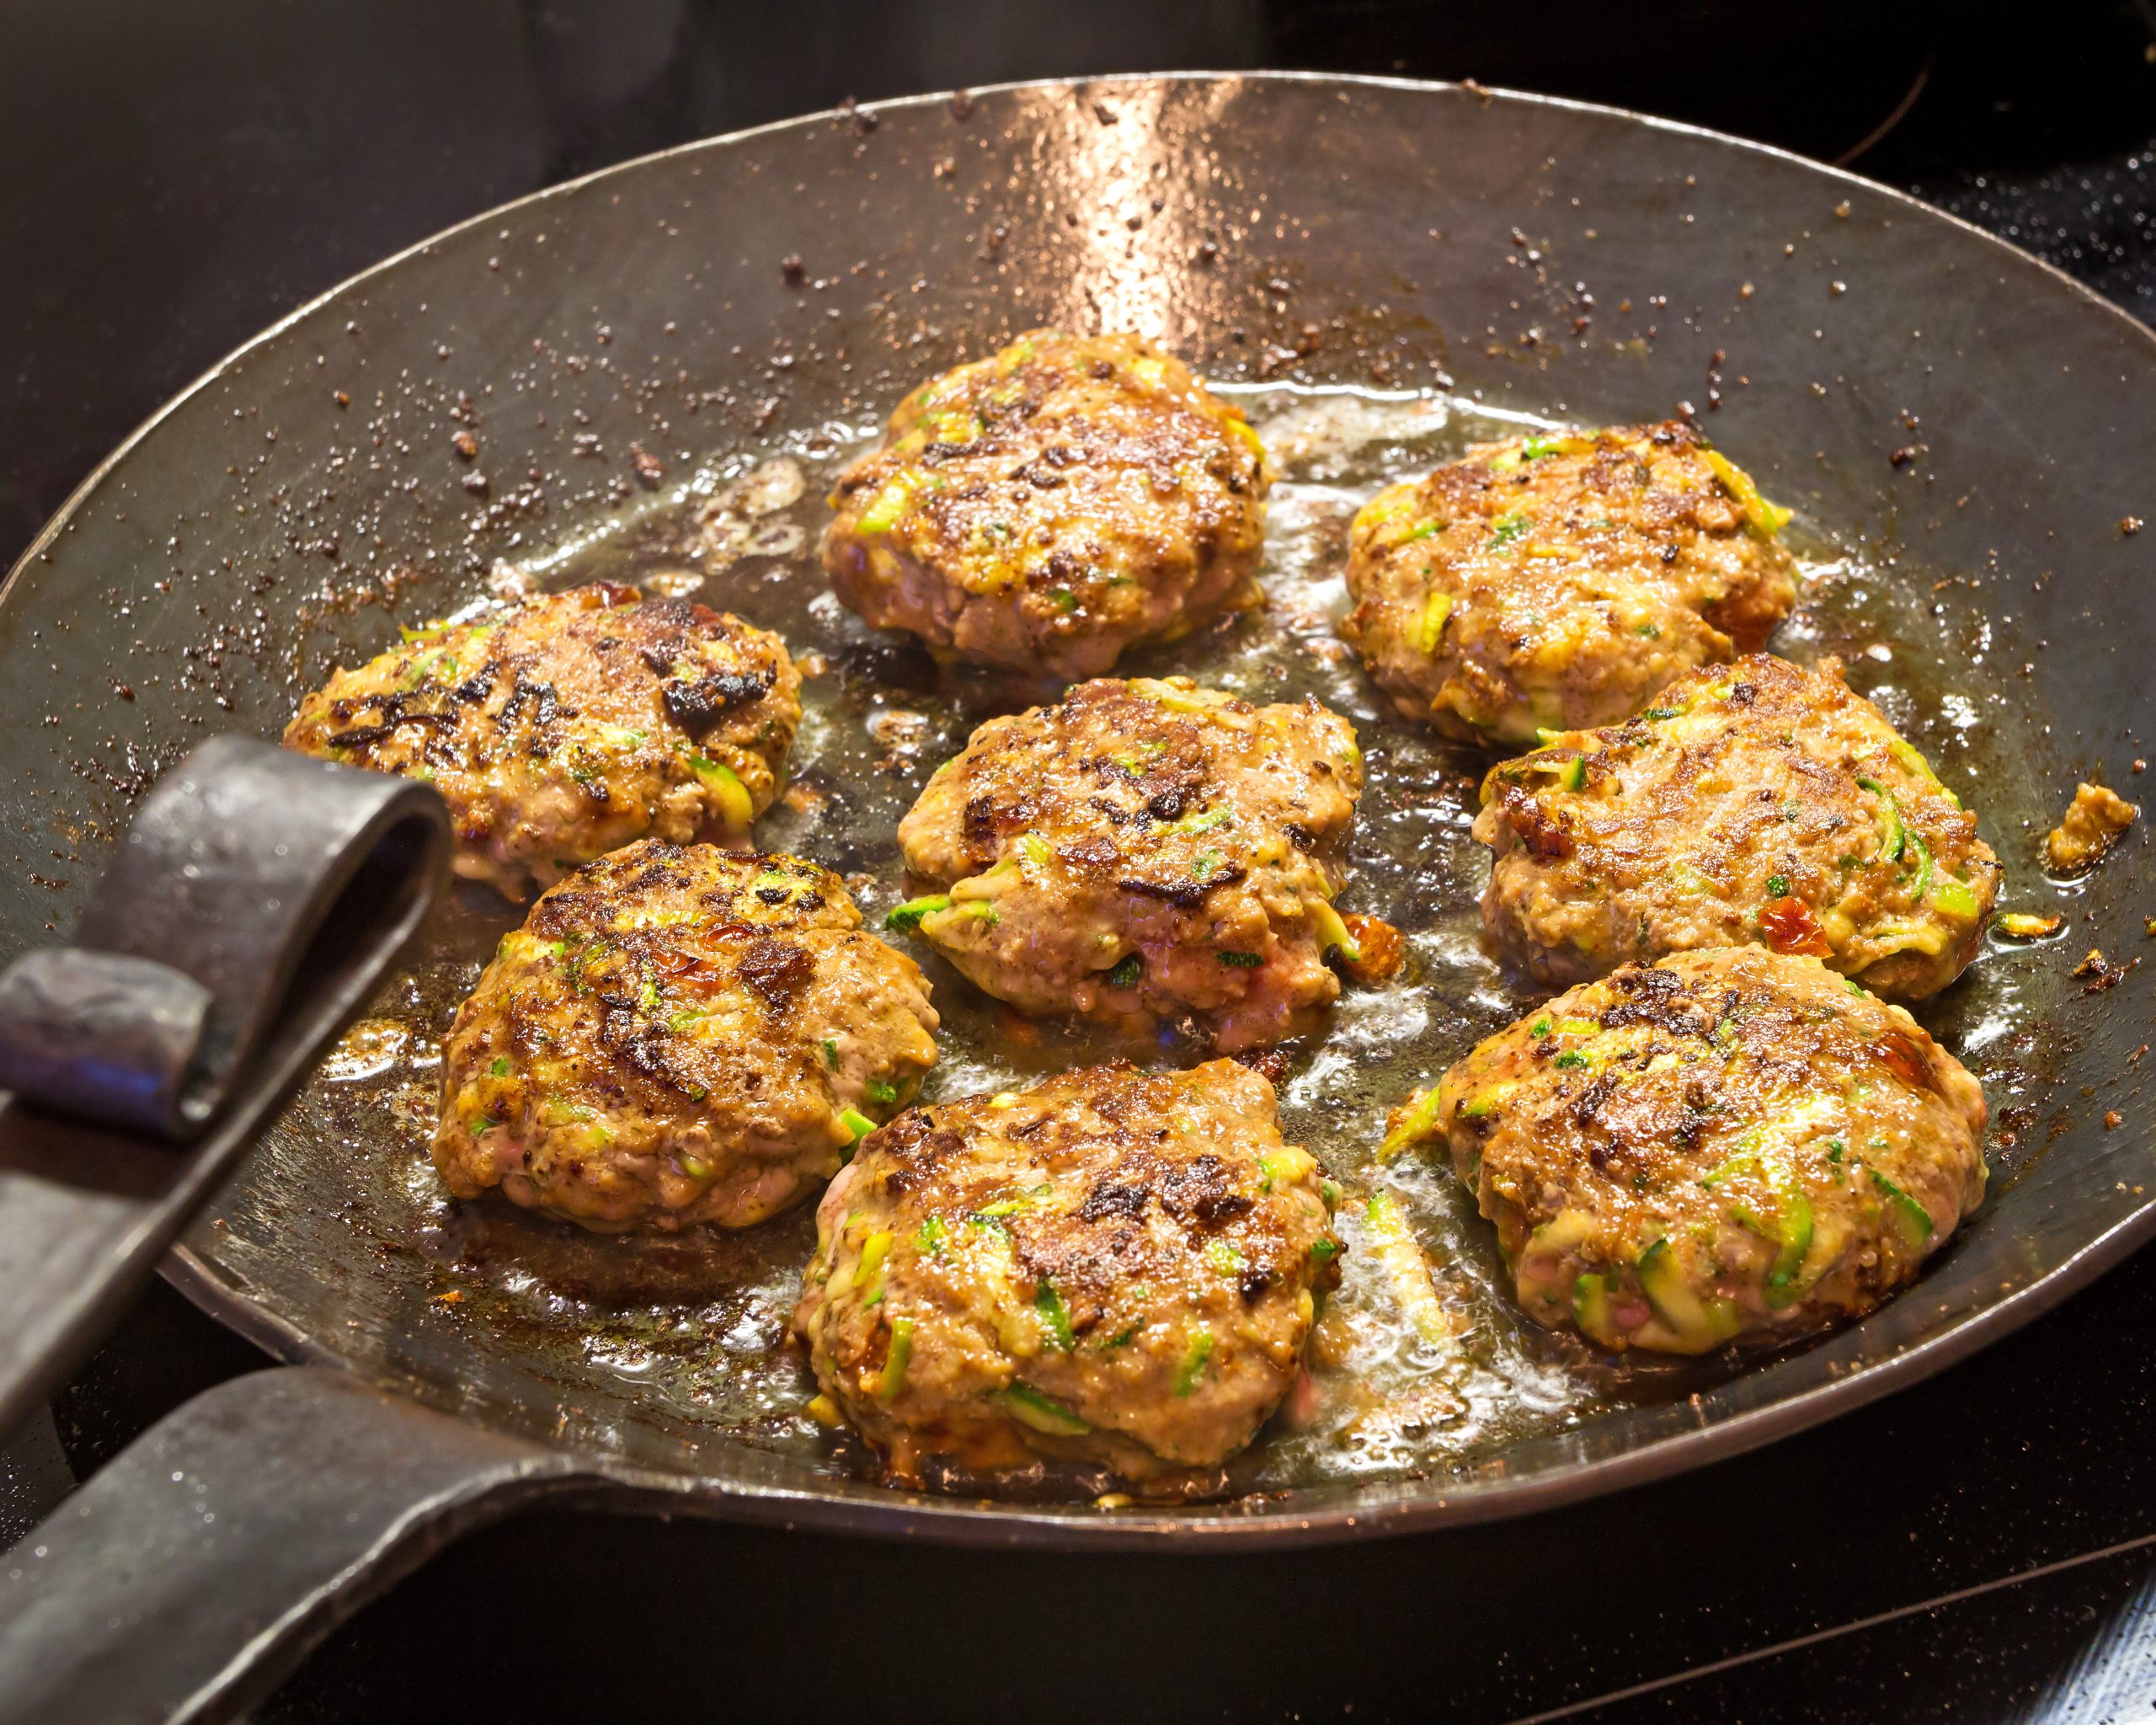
3, 72, 2154, 1723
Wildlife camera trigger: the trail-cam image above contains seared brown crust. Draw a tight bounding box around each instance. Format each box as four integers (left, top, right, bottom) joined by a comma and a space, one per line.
793, 1060, 1342, 1483
1339, 421, 1798, 746
893, 676, 1370, 1052
282, 583, 801, 898
1474, 653, 2000, 1001
822, 330, 1272, 676
432, 842, 937, 1233
1385, 948, 1987, 1354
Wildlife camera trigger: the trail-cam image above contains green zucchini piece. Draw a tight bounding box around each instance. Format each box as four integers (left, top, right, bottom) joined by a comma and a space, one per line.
884, 894, 952, 933
1173, 1330, 1214, 1396
1857, 778, 1907, 862
856, 473, 916, 534
1572, 1271, 1617, 1345
1869, 1168, 1935, 1247
878, 1317, 914, 1399
1726, 1162, 1816, 1307
1380, 1086, 1447, 1157
1929, 868, 1981, 921
1309, 900, 1360, 964
1701, 447, 1794, 538
1903, 830, 1935, 903
839, 1108, 879, 1143
1415, 590, 1454, 654
995, 1384, 1090, 1436
1034, 1280, 1075, 1351
1636, 1238, 1742, 1351
687, 756, 755, 830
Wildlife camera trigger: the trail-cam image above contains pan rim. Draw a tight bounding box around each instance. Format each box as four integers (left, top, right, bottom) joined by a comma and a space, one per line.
23, 67, 2147, 1546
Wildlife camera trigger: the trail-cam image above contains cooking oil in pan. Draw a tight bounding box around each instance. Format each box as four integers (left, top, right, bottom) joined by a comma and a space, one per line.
191, 383, 2062, 1501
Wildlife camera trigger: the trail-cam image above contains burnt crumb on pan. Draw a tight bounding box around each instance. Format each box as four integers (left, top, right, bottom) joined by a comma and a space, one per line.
2047, 782, 2137, 875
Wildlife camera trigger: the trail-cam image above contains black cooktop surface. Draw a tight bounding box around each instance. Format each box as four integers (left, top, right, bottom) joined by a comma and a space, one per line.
6, 5, 2156, 1720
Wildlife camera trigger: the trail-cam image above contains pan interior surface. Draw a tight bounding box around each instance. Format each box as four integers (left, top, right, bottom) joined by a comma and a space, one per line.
6, 75, 2153, 1537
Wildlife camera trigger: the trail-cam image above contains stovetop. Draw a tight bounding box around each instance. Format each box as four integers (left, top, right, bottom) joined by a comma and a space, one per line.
5, 4, 2156, 1720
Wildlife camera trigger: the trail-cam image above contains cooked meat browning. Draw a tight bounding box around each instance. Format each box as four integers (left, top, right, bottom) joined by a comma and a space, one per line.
2045, 781, 2137, 874
1339, 421, 1798, 746
284, 582, 801, 898
793, 1059, 1342, 1483
1384, 947, 1987, 1354
890, 676, 1383, 1051
433, 842, 937, 1232
822, 330, 1271, 676
1475, 653, 2000, 1001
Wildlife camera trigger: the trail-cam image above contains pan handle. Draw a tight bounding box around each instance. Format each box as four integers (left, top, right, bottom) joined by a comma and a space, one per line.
0, 1365, 597, 1725
0, 739, 451, 1438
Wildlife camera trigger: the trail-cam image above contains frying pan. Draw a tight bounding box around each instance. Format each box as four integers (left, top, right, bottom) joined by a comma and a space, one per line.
2, 72, 2154, 1725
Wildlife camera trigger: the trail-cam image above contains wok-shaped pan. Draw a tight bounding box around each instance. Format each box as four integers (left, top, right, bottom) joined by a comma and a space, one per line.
3, 72, 2154, 1724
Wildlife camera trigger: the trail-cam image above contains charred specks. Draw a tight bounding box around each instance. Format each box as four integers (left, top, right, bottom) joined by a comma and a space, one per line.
1158, 1153, 1251, 1230
736, 937, 813, 1011
659, 668, 775, 737
498, 676, 565, 734
1232, 1048, 1289, 1086
1062, 835, 1118, 869
1078, 1180, 1149, 1223
631, 444, 665, 488
1119, 863, 1246, 909
1571, 1073, 1620, 1129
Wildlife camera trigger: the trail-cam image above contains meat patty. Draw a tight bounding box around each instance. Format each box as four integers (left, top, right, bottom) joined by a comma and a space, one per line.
822, 329, 1272, 677
433, 841, 937, 1232
792, 1059, 1342, 1484
283, 582, 801, 898
1383, 947, 1987, 1354
1475, 653, 2001, 1001
889, 676, 1380, 1052
1338, 421, 1798, 746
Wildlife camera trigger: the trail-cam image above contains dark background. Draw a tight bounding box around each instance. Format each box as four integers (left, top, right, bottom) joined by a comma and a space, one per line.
6, 3, 2156, 1719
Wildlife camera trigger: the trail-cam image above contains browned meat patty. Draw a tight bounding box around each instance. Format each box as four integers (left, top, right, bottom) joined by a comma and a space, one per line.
1383, 947, 1987, 1354
793, 1059, 1342, 1484
821, 329, 1271, 677
433, 842, 937, 1233
1476, 653, 2001, 1001
283, 582, 801, 898
1338, 421, 1799, 746
889, 676, 1384, 1052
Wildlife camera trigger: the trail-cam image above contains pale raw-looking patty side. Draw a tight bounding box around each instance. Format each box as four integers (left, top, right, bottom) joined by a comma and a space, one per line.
1338, 420, 1798, 747
821, 328, 1272, 678
793, 1059, 1342, 1485
283, 582, 801, 899
890, 676, 1380, 1052
1384, 947, 1987, 1354
1475, 652, 2001, 1001
434, 841, 937, 1233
